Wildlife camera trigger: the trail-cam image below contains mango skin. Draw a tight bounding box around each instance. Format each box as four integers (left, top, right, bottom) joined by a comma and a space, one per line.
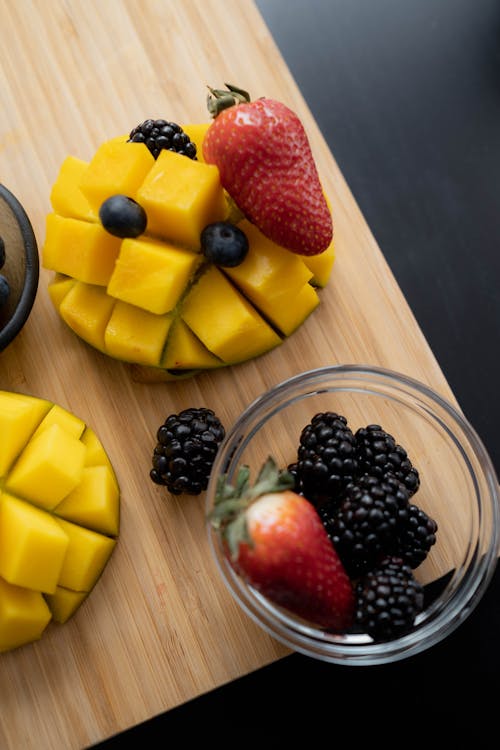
43, 125, 336, 378
0, 390, 119, 652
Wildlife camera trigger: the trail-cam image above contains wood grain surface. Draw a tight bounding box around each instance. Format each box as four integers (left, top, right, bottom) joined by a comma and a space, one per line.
0, 1, 462, 747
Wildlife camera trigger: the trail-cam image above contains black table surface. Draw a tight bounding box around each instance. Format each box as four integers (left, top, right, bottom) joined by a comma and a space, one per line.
96, 1, 500, 743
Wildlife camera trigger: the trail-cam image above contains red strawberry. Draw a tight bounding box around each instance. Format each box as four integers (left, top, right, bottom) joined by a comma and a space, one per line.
210, 457, 354, 631
202, 83, 333, 256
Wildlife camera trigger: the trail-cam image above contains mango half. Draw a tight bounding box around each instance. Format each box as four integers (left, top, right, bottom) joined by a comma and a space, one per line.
0, 390, 119, 652
43, 124, 335, 379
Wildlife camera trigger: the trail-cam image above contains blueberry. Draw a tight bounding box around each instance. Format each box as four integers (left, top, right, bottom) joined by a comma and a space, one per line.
99, 195, 147, 238
0, 274, 10, 308
201, 222, 249, 267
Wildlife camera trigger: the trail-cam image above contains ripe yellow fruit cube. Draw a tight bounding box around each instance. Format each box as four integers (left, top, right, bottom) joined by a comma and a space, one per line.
55, 518, 116, 592
44, 586, 88, 624
48, 274, 76, 311
54, 465, 120, 537
59, 281, 116, 353
6, 423, 86, 510
32, 404, 86, 441
302, 238, 336, 288
224, 221, 319, 335
181, 265, 282, 363
104, 301, 172, 366
0, 391, 51, 477
161, 319, 223, 370
81, 427, 119, 488
50, 155, 97, 222
136, 150, 227, 248
79, 139, 155, 211
0, 494, 69, 594
0, 576, 52, 652
43, 213, 122, 286
107, 236, 201, 314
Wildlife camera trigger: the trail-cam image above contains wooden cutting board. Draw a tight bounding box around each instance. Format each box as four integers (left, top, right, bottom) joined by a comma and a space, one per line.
0, 1, 460, 747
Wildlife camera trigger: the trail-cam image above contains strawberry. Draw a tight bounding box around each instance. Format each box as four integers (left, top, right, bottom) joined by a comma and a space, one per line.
210, 457, 354, 631
202, 83, 333, 256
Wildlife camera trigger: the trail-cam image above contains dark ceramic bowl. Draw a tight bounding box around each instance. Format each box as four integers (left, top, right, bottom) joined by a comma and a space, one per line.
0, 185, 39, 351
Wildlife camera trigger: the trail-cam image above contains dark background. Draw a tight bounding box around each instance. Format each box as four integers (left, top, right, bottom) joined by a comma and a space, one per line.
97, 1, 499, 742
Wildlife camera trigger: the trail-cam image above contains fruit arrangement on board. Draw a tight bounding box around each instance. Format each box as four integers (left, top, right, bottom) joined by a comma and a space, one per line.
200, 408, 437, 642
0, 390, 119, 652
42, 84, 335, 379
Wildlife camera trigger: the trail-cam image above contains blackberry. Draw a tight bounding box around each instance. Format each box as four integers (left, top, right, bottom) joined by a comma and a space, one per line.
150, 407, 225, 495
325, 473, 410, 577
355, 556, 424, 641
128, 119, 197, 160
397, 503, 438, 568
289, 412, 358, 508
355, 424, 420, 497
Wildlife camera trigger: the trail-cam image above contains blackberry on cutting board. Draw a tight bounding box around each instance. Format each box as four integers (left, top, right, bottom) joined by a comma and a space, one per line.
150, 407, 225, 495
324, 473, 411, 577
355, 556, 424, 641
355, 424, 420, 497
397, 503, 438, 568
128, 119, 197, 159
288, 412, 358, 508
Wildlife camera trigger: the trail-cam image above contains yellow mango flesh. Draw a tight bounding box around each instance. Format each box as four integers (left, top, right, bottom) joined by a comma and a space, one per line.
0, 392, 51, 477
59, 281, 116, 353
136, 149, 227, 248
44, 213, 121, 286
55, 518, 116, 592
0, 493, 69, 593
0, 577, 52, 653
6, 423, 86, 510
224, 220, 319, 335
44, 586, 88, 624
54, 465, 120, 537
107, 236, 202, 314
79, 139, 155, 211
0, 393, 120, 651
50, 156, 97, 222
43, 126, 335, 377
181, 265, 282, 363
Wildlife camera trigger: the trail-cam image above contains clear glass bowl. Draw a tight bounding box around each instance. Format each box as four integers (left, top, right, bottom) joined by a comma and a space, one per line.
0, 185, 39, 351
206, 365, 500, 666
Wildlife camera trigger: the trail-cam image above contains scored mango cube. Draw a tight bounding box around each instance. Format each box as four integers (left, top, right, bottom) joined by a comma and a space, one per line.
54, 465, 120, 537
0, 392, 51, 477
224, 220, 319, 335
181, 265, 282, 363
0, 494, 69, 594
55, 518, 117, 592
43, 213, 122, 286
48, 275, 76, 311
136, 149, 227, 248
79, 139, 155, 211
5, 423, 86, 510
44, 586, 88, 624
59, 281, 116, 353
107, 236, 201, 314
104, 301, 172, 366
0, 576, 52, 653
50, 155, 97, 222
32, 404, 86, 441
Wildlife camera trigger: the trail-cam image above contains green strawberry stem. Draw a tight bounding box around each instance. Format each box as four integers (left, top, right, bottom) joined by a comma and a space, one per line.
206, 82, 251, 118
209, 456, 295, 560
